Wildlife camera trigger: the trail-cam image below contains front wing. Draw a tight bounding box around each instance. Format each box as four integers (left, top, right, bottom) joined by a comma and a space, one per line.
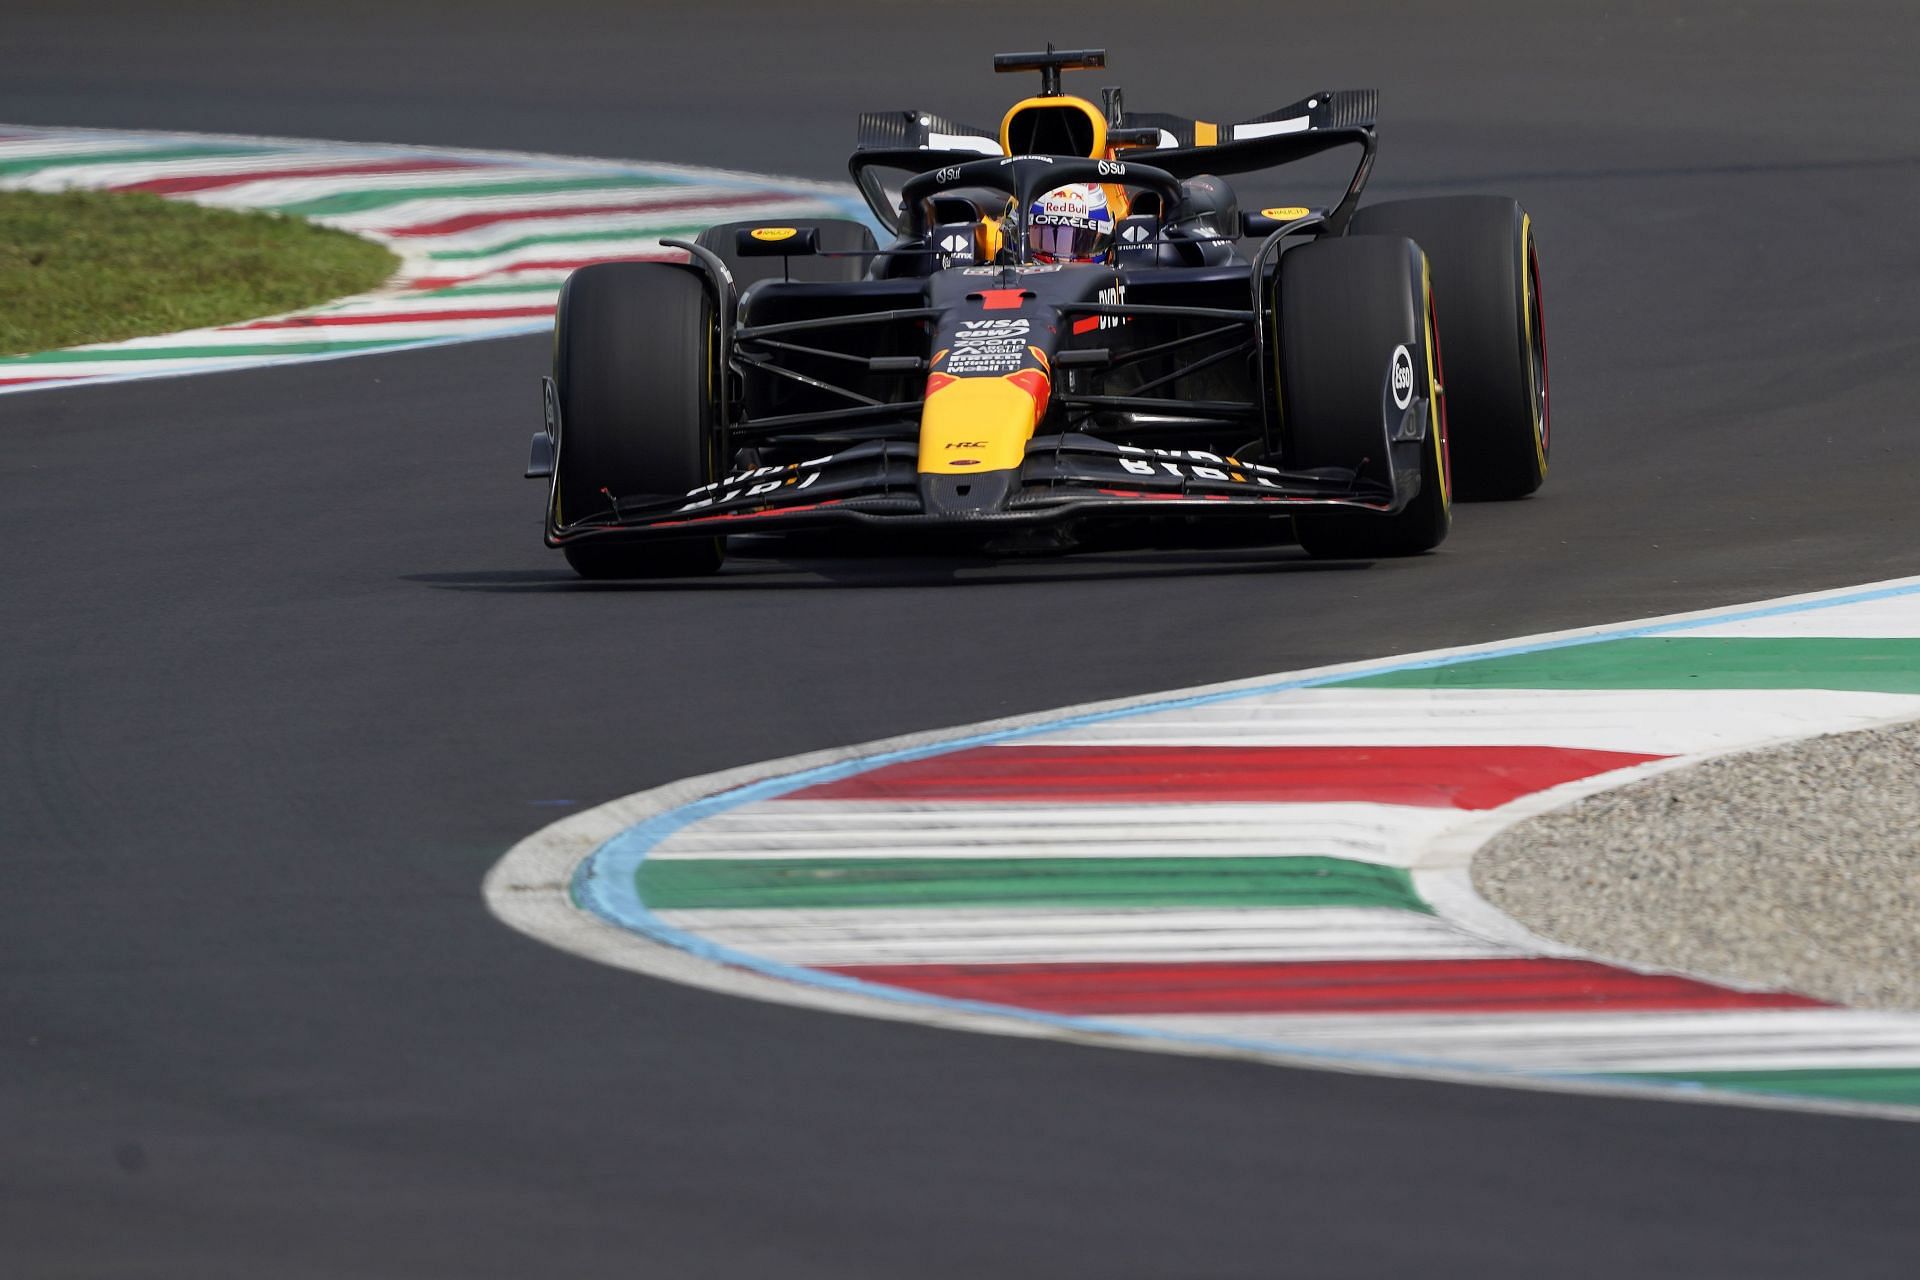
547, 435, 1405, 544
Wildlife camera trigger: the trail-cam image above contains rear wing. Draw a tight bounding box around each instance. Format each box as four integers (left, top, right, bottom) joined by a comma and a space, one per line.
849, 89, 1379, 234
1115, 89, 1377, 177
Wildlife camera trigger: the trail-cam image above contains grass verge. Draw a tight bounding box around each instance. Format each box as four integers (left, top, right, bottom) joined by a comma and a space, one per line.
0, 188, 397, 356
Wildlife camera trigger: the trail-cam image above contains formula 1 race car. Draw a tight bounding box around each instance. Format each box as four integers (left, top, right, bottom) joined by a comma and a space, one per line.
526, 46, 1549, 577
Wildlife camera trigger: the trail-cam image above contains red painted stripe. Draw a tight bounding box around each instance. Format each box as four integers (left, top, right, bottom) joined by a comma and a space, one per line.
791, 744, 1665, 809
0, 376, 80, 387
383, 190, 792, 238
827, 958, 1827, 1015
112, 157, 483, 195
226, 304, 556, 331
977, 289, 1027, 311
1071, 315, 1101, 335
406, 253, 680, 290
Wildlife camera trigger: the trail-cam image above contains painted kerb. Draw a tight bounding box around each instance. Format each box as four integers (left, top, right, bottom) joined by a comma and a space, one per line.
489, 575, 1920, 1120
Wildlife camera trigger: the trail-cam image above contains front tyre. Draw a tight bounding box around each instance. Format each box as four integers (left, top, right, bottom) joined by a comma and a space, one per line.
1349, 196, 1547, 500
550, 262, 723, 579
1281, 235, 1451, 558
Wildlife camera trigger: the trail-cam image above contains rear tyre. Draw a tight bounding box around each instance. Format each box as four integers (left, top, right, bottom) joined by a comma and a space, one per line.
1281, 235, 1451, 558
551, 262, 723, 578
695, 217, 878, 289
1348, 196, 1547, 500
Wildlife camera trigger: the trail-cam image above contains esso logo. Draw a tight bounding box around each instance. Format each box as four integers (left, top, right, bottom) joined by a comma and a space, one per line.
935, 166, 962, 183
1390, 345, 1415, 410
1097, 159, 1127, 177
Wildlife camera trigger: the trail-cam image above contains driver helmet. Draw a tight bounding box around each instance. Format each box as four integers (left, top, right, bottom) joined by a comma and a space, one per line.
1025, 182, 1114, 264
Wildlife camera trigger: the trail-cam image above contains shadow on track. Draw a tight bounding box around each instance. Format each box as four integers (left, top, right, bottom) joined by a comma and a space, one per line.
407, 549, 1374, 593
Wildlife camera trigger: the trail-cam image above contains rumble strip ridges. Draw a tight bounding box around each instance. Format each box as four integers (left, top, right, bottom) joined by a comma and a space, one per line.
487, 578, 1920, 1120
0, 124, 867, 393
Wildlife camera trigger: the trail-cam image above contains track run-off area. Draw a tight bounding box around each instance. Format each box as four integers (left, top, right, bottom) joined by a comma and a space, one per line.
494, 576, 1920, 1118
8, 3, 1920, 1275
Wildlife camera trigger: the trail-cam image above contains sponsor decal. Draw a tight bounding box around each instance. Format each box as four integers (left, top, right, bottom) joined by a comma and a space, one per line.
1391, 344, 1415, 411
939, 230, 973, 258
1259, 206, 1312, 221
947, 317, 1032, 375
934, 166, 962, 183
1120, 222, 1152, 245
677, 455, 834, 511
748, 226, 798, 242
961, 264, 1061, 276
1096, 159, 1127, 177
1075, 282, 1130, 334
1115, 445, 1285, 488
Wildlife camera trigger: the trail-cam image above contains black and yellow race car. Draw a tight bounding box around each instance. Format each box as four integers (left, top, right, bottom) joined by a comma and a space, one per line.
527, 46, 1549, 577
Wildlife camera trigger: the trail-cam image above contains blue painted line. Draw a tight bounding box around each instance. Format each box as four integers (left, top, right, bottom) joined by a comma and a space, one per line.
566, 575, 1920, 1107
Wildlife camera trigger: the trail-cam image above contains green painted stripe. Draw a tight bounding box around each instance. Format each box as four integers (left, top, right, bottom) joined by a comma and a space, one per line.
415, 281, 563, 298
1338, 638, 1920, 694
636, 856, 1432, 912
0, 338, 417, 365
1629, 1068, 1920, 1107
425, 224, 708, 261
0, 143, 269, 177
275, 174, 670, 217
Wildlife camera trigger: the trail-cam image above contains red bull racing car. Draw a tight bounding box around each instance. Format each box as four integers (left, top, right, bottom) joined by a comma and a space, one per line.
526, 47, 1550, 577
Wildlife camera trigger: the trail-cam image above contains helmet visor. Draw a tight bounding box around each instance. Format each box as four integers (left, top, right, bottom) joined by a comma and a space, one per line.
1028, 218, 1108, 262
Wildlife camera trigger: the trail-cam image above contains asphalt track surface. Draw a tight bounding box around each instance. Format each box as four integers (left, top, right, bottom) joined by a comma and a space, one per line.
5, 3, 1920, 1275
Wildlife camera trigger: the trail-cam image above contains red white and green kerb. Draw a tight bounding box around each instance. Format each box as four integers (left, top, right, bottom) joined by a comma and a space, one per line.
569, 579, 1920, 1114
0, 125, 866, 392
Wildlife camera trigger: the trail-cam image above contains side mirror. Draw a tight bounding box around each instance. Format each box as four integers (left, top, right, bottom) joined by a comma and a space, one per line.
734, 226, 821, 257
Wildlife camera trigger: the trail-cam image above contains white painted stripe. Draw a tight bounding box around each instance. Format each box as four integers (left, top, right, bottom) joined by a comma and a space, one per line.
1133, 1009, 1920, 1073
650, 906, 1511, 966
3, 150, 370, 192
208, 317, 549, 342
313, 184, 762, 232
0, 136, 227, 162
649, 800, 1464, 865
1681, 593, 1920, 638
927, 132, 1002, 156
378, 200, 836, 255
380, 240, 680, 277
180, 164, 595, 210
1012, 687, 1920, 753
1232, 117, 1309, 139
301, 291, 558, 318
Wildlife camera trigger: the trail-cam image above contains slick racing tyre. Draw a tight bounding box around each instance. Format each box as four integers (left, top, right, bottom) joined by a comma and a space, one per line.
1281, 234, 1451, 558
551, 262, 724, 579
696, 217, 879, 289
1349, 196, 1547, 499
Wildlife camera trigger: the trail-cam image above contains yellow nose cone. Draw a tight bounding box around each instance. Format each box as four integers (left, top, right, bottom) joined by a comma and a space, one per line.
919, 377, 1042, 474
